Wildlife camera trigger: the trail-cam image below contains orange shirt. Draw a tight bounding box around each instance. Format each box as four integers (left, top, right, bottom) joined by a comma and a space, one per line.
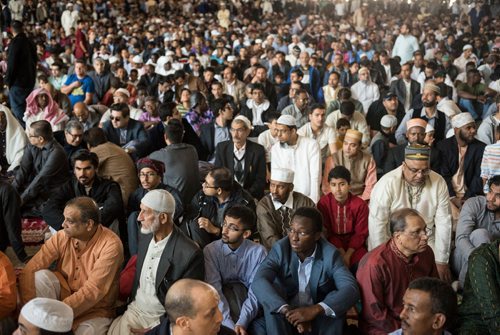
19, 225, 124, 326
0, 251, 16, 318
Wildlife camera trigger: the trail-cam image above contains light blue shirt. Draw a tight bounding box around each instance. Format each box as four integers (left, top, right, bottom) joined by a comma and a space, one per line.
204, 239, 268, 329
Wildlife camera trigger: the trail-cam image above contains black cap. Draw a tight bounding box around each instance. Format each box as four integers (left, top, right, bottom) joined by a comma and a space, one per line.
383, 92, 397, 101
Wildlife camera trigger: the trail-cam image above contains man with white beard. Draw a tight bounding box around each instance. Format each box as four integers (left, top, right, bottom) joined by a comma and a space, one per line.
108, 189, 204, 335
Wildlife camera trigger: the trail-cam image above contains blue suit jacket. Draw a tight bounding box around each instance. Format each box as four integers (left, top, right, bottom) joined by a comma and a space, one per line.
252, 237, 359, 316
289, 65, 321, 102
102, 118, 147, 148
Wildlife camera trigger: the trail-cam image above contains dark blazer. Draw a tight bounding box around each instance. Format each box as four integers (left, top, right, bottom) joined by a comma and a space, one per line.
131, 226, 204, 304
365, 100, 406, 132
389, 79, 420, 109
214, 140, 266, 199
199, 121, 231, 162
102, 118, 147, 148
6, 32, 37, 89
252, 237, 359, 332
437, 136, 486, 198
383, 144, 441, 175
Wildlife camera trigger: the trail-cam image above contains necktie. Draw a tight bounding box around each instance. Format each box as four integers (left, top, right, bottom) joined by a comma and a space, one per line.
234, 155, 244, 184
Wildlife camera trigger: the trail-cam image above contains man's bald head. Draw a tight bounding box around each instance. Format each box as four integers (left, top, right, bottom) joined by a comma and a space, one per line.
73, 102, 90, 122
164, 279, 219, 322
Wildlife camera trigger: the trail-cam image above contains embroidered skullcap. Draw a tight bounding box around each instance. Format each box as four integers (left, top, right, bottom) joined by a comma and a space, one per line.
423, 82, 440, 95
277, 115, 296, 127
406, 118, 427, 130
233, 115, 252, 130
380, 115, 398, 128
271, 168, 294, 183
20, 298, 73, 332
451, 112, 475, 129
141, 189, 176, 215
405, 143, 431, 161
344, 129, 362, 142
137, 158, 165, 178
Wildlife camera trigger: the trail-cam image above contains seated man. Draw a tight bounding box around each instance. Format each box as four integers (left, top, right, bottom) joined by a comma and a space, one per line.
240, 83, 275, 137
389, 277, 457, 335
0, 250, 16, 332
102, 102, 147, 155
71, 102, 100, 131
318, 166, 368, 272
0, 177, 27, 263
13, 120, 70, 214
325, 100, 370, 148
457, 239, 500, 334
204, 205, 267, 334
257, 168, 315, 250
370, 115, 398, 179
252, 207, 359, 335
322, 129, 377, 201
85, 127, 138, 207
42, 150, 123, 231
369, 144, 453, 282
281, 89, 312, 128
108, 190, 204, 334
145, 279, 235, 335
127, 158, 183, 256
200, 97, 234, 163
457, 69, 496, 120
186, 167, 255, 248
215, 115, 267, 199
19, 197, 124, 334
452, 175, 500, 284
357, 208, 439, 335
57, 120, 87, 168
383, 118, 441, 174
437, 112, 485, 222
14, 298, 74, 335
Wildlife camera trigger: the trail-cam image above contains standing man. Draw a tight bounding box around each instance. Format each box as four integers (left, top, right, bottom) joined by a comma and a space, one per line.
252, 207, 359, 335
6, 20, 37, 127
19, 197, 124, 334
390, 63, 421, 113
369, 144, 453, 283
204, 206, 267, 335
271, 115, 321, 203
392, 24, 420, 65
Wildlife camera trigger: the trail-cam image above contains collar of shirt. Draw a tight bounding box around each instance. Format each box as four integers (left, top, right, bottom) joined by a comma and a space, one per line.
222, 238, 249, 257
298, 245, 317, 265
272, 191, 294, 210
234, 143, 246, 159
420, 108, 438, 119
389, 238, 419, 265
151, 230, 172, 248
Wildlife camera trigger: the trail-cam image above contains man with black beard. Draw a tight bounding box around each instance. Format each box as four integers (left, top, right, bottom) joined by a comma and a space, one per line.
395, 82, 451, 145
437, 112, 485, 225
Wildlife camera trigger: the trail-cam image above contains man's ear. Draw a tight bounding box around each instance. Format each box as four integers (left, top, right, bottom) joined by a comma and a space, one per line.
176, 316, 190, 330
243, 229, 252, 240
432, 313, 446, 330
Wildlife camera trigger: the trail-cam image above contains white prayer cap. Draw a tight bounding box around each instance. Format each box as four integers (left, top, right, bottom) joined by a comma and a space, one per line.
277, 115, 296, 127
425, 123, 435, 133
271, 168, 294, 183
451, 112, 475, 129
20, 298, 73, 332
146, 58, 157, 67
360, 39, 369, 45
255, 38, 263, 44
227, 55, 237, 62
132, 55, 143, 64
233, 115, 252, 130
380, 115, 398, 128
114, 88, 130, 98
462, 44, 473, 51
108, 55, 119, 64
141, 189, 176, 215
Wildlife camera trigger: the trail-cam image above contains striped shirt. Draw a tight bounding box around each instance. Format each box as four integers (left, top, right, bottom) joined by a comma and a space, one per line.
480, 141, 500, 192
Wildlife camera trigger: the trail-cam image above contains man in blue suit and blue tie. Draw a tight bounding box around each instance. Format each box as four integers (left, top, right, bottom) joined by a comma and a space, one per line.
252, 207, 359, 334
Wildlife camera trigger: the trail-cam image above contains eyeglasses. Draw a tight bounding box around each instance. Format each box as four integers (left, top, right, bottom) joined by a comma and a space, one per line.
285, 227, 313, 237
202, 181, 218, 189
67, 132, 83, 139
403, 227, 433, 239
139, 172, 158, 178
405, 166, 431, 176
221, 221, 242, 232
110, 116, 121, 121
230, 127, 246, 134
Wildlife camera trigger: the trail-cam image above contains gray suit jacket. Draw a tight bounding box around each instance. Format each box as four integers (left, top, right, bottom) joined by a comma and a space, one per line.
389, 79, 420, 108
131, 226, 204, 303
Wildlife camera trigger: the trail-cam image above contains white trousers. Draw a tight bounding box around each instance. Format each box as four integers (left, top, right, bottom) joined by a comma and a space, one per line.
35, 270, 113, 335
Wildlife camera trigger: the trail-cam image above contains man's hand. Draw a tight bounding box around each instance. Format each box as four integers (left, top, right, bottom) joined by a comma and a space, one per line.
198, 217, 220, 235
130, 329, 149, 334
296, 321, 312, 334
343, 248, 354, 267
234, 325, 248, 335
285, 304, 323, 326
450, 197, 464, 209
436, 263, 453, 283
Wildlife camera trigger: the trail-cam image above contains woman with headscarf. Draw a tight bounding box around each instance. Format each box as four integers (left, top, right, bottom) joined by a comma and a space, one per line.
24, 87, 68, 132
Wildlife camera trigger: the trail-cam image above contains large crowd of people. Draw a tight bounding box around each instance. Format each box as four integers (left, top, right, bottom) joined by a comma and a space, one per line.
0, 0, 499, 334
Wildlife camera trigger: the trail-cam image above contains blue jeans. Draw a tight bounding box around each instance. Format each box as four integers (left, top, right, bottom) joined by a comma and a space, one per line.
8, 86, 32, 128
459, 98, 491, 120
